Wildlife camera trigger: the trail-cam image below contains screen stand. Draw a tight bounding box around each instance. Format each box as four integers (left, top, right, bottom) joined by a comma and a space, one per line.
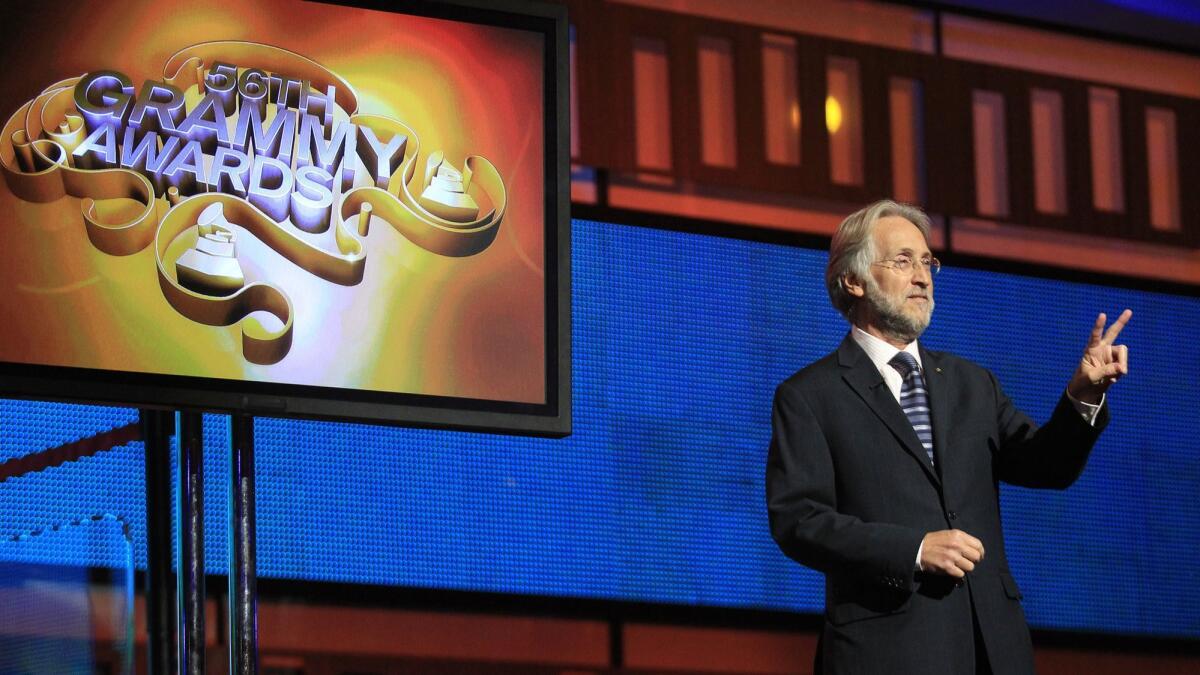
228, 413, 258, 675
141, 409, 176, 675
176, 411, 205, 675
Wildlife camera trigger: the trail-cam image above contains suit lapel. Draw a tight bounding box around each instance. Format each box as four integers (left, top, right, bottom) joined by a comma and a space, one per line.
838, 336, 940, 486
920, 346, 952, 484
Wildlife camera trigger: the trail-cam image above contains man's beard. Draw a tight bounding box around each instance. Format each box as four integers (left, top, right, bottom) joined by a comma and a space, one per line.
862, 278, 934, 344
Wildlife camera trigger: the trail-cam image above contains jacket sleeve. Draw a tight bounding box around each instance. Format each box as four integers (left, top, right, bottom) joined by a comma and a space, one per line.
766, 382, 926, 591
990, 370, 1109, 489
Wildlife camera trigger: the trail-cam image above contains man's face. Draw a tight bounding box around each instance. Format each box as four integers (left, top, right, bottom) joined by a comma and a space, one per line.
861, 215, 934, 343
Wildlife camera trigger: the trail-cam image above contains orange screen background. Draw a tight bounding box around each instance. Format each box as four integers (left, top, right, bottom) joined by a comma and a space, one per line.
0, 0, 547, 404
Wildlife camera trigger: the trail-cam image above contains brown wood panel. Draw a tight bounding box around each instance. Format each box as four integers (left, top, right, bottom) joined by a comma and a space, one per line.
1001, 67, 1034, 227
623, 623, 817, 674
675, 14, 718, 184
798, 36, 834, 197
259, 603, 609, 667
1061, 80, 1094, 234
821, 42, 876, 205
561, 1, 1200, 250
730, 22, 773, 190
1035, 647, 1200, 675
569, 0, 637, 173
664, 12, 700, 180
1175, 97, 1200, 247
1078, 83, 1130, 240
1019, 71, 1087, 236
857, 46, 892, 202
744, 34, 807, 196
1120, 88, 1152, 242
1119, 89, 1195, 247
924, 57, 975, 218
874, 49, 937, 210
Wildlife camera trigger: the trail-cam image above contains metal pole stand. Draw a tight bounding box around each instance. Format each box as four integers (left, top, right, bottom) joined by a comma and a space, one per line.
176, 411, 205, 675
229, 414, 258, 674
141, 409, 176, 675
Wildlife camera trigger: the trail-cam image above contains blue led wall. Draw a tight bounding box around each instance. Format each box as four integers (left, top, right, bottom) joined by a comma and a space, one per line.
938, 1, 1200, 52
1, 218, 1197, 638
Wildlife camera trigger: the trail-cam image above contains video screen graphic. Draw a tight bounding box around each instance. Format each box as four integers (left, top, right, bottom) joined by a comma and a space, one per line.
0, 0, 565, 431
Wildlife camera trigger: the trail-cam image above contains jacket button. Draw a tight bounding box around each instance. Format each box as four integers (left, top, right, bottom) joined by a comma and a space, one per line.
947, 511, 958, 520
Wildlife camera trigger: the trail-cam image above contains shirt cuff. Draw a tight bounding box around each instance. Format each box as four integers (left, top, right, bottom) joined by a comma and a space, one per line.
1065, 389, 1104, 426
915, 540, 924, 572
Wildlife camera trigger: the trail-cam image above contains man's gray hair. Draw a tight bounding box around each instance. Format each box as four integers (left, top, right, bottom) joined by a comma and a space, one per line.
825, 199, 932, 320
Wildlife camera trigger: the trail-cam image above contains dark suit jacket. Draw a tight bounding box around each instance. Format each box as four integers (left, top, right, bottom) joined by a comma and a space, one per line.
767, 334, 1107, 675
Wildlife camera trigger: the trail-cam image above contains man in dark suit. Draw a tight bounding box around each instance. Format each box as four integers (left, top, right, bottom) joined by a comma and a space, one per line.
766, 200, 1130, 674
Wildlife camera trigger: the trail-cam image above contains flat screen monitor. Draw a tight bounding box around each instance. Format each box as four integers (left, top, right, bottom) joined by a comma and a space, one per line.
0, 0, 570, 435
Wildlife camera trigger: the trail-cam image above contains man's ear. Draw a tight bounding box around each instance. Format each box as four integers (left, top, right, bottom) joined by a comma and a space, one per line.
842, 274, 866, 299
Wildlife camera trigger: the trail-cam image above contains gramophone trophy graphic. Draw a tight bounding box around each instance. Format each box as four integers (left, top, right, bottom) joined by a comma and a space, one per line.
176, 203, 245, 296
1, 40, 510, 366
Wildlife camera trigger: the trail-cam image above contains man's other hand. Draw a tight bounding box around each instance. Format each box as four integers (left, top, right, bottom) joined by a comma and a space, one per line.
1068, 309, 1132, 404
920, 529, 985, 578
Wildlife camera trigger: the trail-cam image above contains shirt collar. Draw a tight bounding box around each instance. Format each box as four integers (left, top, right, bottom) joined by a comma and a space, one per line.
851, 326, 923, 375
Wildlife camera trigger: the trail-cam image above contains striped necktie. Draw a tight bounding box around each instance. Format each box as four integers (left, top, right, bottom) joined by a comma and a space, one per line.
889, 352, 935, 467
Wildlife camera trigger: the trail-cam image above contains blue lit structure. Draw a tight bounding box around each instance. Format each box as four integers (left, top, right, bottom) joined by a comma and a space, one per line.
1, 218, 1196, 637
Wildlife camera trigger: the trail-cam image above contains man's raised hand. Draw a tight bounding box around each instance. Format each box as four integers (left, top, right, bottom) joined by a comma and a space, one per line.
1068, 309, 1132, 405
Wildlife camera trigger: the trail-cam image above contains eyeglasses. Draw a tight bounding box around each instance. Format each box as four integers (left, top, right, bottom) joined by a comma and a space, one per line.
872, 256, 941, 276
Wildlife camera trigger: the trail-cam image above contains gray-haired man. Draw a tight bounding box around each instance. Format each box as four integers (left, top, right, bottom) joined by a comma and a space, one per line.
766, 200, 1130, 674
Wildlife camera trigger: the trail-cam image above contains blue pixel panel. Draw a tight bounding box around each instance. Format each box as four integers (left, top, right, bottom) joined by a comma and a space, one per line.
0, 219, 1196, 638
938, 1, 1200, 52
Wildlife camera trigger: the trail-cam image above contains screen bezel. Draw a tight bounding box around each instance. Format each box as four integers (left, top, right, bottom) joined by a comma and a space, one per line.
0, 0, 572, 436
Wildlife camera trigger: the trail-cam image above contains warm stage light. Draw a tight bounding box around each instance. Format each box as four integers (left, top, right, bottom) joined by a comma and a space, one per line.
825, 96, 842, 134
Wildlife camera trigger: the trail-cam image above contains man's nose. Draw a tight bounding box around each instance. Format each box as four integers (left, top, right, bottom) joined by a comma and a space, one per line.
911, 263, 931, 286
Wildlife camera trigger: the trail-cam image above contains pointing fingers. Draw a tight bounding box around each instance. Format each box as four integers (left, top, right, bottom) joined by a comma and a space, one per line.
1101, 309, 1133, 345
1088, 313, 1106, 347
